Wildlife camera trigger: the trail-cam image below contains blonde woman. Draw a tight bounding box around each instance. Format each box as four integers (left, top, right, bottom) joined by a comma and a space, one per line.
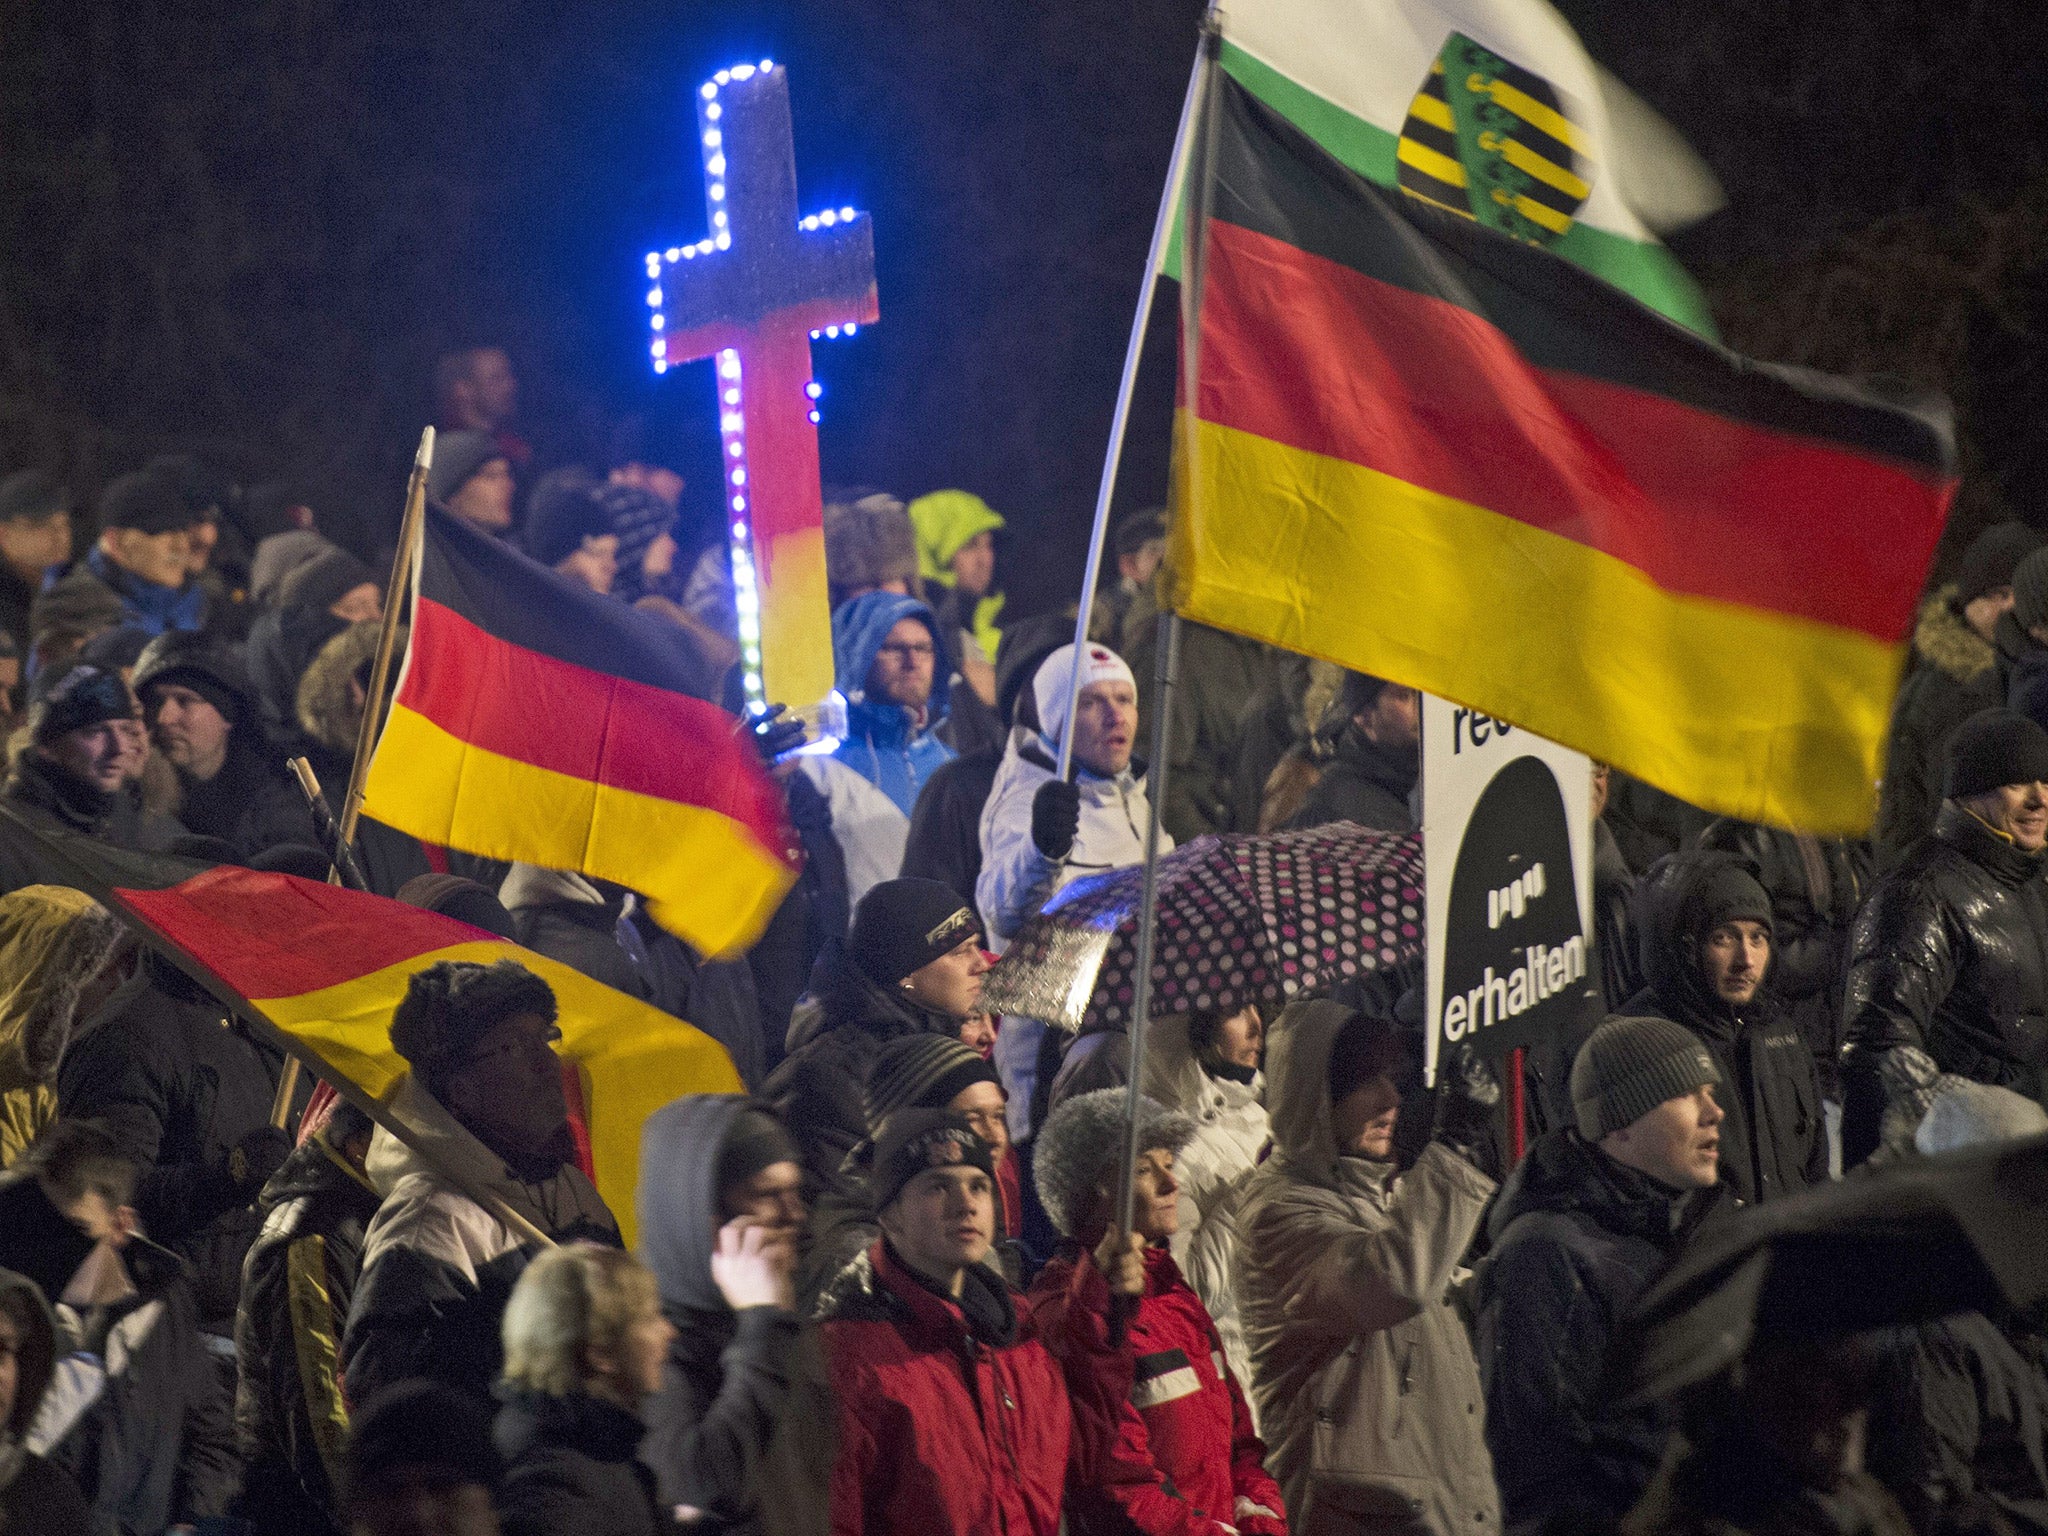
495, 1244, 676, 1536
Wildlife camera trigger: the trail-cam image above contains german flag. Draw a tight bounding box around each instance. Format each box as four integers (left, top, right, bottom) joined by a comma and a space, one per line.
0, 808, 738, 1247
1170, 77, 1957, 834
363, 507, 796, 957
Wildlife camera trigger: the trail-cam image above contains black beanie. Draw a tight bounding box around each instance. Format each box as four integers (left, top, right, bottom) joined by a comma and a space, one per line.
2014, 547, 2048, 634
848, 877, 981, 988
97, 471, 202, 536
1954, 521, 2045, 606
395, 873, 518, 941
714, 1108, 800, 1201
523, 474, 614, 569
27, 664, 136, 745
0, 469, 67, 525
1687, 861, 1774, 939
868, 1109, 995, 1213
1946, 708, 2048, 800
277, 547, 377, 616
864, 1032, 1001, 1128
75, 625, 151, 675
388, 959, 557, 1093
426, 431, 506, 506
132, 632, 251, 725
343, 1380, 500, 1509
1326, 1009, 1404, 1106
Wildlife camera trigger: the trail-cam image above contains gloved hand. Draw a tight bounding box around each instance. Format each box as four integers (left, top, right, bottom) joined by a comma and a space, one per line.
1031, 779, 1082, 860
1431, 1043, 1501, 1158
746, 702, 808, 763
225, 1126, 294, 1199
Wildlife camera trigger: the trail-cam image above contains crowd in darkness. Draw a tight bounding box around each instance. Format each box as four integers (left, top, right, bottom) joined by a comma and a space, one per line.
0, 344, 2046, 1535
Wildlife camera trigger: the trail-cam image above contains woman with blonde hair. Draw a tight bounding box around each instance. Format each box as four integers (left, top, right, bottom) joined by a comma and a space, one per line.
494, 1243, 676, 1536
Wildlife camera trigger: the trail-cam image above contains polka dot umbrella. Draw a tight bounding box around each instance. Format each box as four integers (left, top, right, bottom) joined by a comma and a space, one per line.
980, 821, 1424, 1034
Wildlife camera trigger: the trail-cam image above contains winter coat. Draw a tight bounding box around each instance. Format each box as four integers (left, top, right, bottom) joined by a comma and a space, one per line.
1621, 1452, 1918, 1536
1866, 1312, 2048, 1533
1593, 818, 1643, 1013
1876, 586, 2004, 869
1237, 997, 1500, 1536
1473, 1129, 1729, 1535
625, 905, 767, 1091
168, 732, 318, 862
243, 600, 348, 727
57, 959, 285, 1331
45, 550, 206, 639
1842, 802, 2048, 1154
819, 1238, 1128, 1536
636, 1096, 833, 1536
1287, 724, 1416, 834
1029, 1243, 1287, 1536
900, 748, 1002, 913
30, 1236, 240, 1535
978, 723, 1174, 944
231, 1133, 382, 1536
1624, 853, 1827, 1206
801, 593, 956, 906
1601, 771, 1716, 878
0, 1267, 92, 1536
747, 770, 849, 1077
0, 887, 120, 1169
761, 955, 959, 1205
502, 864, 646, 997
1142, 1012, 1269, 1397
495, 1390, 668, 1536
341, 1075, 619, 1407
0, 752, 123, 868
1696, 821, 1868, 1101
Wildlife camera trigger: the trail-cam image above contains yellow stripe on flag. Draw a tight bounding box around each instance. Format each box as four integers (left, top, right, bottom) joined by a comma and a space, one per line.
1168, 415, 1903, 835
1396, 135, 1468, 188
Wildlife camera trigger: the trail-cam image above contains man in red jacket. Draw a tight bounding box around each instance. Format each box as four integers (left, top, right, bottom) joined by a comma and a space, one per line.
819, 1109, 1143, 1536
1030, 1088, 1286, 1535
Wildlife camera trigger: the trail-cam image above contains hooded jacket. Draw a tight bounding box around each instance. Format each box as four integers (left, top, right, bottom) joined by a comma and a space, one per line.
341, 1075, 619, 1407
1141, 1012, 1269, 1398
1473, 1129, 1729, 1535
1876, 586, 2005, 868
977, 722, 1173, 944
0, 887, 120, 1169
231, 1126, 383, 1536
800, 593, 956, 906
1288, 723, 1417, 835
1623, 852, 1826, 1206
0, 1267, 92, 1535
1236, 998, 1499, 1536
636, 1096, 833, 1536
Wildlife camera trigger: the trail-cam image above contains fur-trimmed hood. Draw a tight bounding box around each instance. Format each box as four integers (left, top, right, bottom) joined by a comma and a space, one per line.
295, 618, 396, 757
1914, 583, 1996, 687
0, 884, 121, 1094
1032, 1086, 1194, 1239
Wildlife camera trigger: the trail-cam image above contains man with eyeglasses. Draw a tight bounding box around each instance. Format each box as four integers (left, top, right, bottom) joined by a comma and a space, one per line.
342, 959, 620, 1409
800, 589, 958, 906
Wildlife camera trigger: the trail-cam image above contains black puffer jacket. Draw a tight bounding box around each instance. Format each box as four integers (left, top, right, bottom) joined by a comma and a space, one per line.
1625, 852, 1828, 1206
496, 1390, 667, 1536
1842, 802, 2048, 1158
1877, 587, 2005, 870
232, 1127, 383, 1536
1286, 721, 1416, 833
1474, 1129, 1729, 1535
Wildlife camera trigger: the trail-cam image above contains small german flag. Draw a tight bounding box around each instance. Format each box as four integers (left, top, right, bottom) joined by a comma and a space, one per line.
364, 507, 796, 957
1172, 76, 1957, 834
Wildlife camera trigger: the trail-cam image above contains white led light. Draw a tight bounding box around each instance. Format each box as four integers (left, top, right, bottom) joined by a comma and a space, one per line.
839, 206, 855, 220
665, 247, 681, 261
651, 315, 664, 330
718, 351, 740, 376
715, 232, 730, 249
680, 246, 696, 260
707, 154, 726, 176
723, 387, 740, 405
651, 340, 666, 357
715, 69, 731, 84
732, 468, 746, 485
703, 129, 721, 148
808, 409, 821, 424
654, 360, 668, 374
819, 209, 837, 227
732, 522, 748, 541
698, 239, 714, 255
732, 500, 746, 515
701, 82, 716, 99
727, 441, 743, 457
732, 63, 755, 80
645, 250, 660, 266
760, 58, 774, 70
721, 412, 743, 432
805, 381, 823, 398
844, 323, 857, 336
810, 329, 820, 339
705, 102, 721, 120
825, 324, 840, 338
646, 287, 662, 306
709, 184, 725, 201
800, 216, 817, 231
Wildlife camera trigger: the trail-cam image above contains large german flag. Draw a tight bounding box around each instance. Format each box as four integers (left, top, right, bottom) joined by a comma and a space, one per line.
0, 808, 739, 1247
1170, 77, 1957, 834
364, 507, 796, 956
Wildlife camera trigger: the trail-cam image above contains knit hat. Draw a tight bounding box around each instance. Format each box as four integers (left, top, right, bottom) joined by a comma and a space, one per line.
1033, 1086, 1194, 1239
343, 1380, 500, 1510
868, 1109, 996, 1213
823, 494, 917, 597
1326, 1008, 1405, 1106
906, 490, 1005, 585
1112, 510, 1166, 561
132, 631, 252, 725
1033, 641, 1136, 749
0, 470, 67, 525
1571, 1015, 1722, 1141
2014, 547, 2048, 633
713, 1108, 800, 1198
1914, 1078, 2048, 1156
388, 959, 557, 1093
249, 529, 337, 607
522, 470, 614, 568
144, 453, 230, 522
426, 431, 508, 506
277, 546, 378, 616
97, 471, 203, 536
395, 873, 518, 940
75, 625, 150, 675
848, 877, 981, 988
864, 1032, 1001, 1128
26, 664, 136, 745
1686, 860, 1774, 939
1953, 521, 2045, 606
1945, 708, 2048, 799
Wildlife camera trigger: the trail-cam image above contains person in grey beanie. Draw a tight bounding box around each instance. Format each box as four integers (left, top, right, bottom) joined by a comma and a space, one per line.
1844, 707, 2048, 1165
1473, 1016, 1731, 1535
428, 431, 515, 535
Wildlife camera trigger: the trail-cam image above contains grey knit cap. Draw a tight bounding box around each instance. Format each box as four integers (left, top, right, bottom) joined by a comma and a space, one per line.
1571, 1016, 1721, 1142
863, 1032, 999, 1131
1032, 1087, 1195, 1239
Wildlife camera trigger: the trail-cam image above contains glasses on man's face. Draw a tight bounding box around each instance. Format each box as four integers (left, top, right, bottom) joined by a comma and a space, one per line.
876, 641, 935, 664
467, 1021, 564, 1071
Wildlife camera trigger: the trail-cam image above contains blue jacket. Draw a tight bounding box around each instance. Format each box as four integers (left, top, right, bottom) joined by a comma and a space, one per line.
84, 547, 208, 636
827, 591, 954, 818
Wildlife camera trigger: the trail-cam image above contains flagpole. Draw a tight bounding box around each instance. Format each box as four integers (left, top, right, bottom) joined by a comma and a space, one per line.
1054, 32, 1211, 783
1110, 8, 1223, 1329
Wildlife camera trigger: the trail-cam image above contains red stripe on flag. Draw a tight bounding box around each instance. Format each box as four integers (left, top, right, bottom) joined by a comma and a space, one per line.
396, 599, 784, 850
1196, 220, 1950, 642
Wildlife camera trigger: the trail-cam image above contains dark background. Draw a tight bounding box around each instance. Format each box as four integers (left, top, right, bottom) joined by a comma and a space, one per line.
3, 0, 2044, 610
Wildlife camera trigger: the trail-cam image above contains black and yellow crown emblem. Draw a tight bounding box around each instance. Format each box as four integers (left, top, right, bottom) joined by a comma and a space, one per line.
1396, 31, 1592, 246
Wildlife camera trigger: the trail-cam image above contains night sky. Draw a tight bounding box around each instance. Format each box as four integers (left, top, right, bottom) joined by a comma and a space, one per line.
2, 1, 2043, 611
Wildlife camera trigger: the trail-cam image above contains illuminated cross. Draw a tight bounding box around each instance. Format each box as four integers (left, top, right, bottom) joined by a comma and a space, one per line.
645, 59, 878, 714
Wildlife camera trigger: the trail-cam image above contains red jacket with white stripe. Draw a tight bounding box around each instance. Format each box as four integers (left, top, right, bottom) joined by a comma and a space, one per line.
1029, 1244, 1287, 1536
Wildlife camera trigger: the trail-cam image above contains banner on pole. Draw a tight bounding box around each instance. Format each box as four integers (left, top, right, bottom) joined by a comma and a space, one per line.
1423, 694, 1599, 1084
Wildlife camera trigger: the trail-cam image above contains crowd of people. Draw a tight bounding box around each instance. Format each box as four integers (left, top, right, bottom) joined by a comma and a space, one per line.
0, 346, 2044, 1536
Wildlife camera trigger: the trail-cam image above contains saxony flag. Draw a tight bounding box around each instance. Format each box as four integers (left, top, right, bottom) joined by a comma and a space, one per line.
1168, 76, 1956, 835
363, 506, 796, 958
